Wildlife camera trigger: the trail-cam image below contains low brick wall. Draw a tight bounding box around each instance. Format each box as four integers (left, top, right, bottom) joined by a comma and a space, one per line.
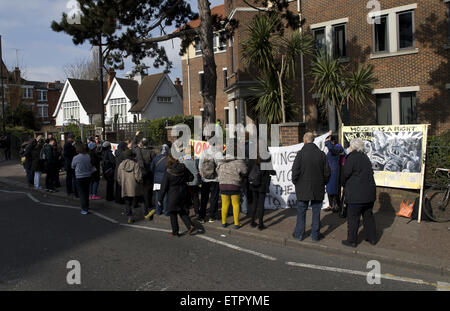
279, 123, 307, 147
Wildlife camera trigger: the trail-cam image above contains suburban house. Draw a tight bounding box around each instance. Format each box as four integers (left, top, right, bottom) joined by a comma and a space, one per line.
103, 71, 139, 124
0, 64, 63, 126
181, 0, 450, 135
53, 79, 106, 127
127, 71, 183, 121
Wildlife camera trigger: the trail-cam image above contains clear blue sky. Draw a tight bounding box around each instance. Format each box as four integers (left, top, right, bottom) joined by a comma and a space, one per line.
0, 0, 224, 83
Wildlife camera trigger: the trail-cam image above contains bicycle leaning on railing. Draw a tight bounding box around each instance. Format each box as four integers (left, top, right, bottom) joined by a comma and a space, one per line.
423, 168, 450, 222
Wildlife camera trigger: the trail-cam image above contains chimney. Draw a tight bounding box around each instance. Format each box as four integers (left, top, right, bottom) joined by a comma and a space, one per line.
174, 77, 181, 86
133, 72, 143, 85
13, 67, 21, 83
107, 68, 116, 91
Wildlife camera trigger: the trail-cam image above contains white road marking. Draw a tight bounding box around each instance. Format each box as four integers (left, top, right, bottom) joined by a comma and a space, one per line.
197, 235, 277, 261
90, 211, 120, 224
40, 202, 79, 210
26, 193, 40, 203
286, 261, 447, 289
120, 223, 172, 233
2, 187, 449, 290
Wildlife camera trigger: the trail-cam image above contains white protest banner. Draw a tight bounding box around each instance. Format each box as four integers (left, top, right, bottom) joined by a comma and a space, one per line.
265, 133, 330, 209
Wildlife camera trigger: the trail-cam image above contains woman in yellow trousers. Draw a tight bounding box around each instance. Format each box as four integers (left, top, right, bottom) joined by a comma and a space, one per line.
217, 149, 248, 229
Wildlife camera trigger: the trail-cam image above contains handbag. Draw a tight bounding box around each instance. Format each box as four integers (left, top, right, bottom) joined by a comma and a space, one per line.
397, 199, 414, 218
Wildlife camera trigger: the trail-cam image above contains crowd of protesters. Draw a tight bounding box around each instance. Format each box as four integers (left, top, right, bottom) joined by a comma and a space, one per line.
17, 130, 377, 246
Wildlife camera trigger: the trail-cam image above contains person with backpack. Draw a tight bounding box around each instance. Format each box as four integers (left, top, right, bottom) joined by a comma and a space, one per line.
88, 142, 101, 200
151, 144, 169, 216
341, 138, 377, 248
72, 143, 95, 215
102, 141, 116, 202
158, 155, 197, 237
31, 136, 45, 190
180, 146, 201, 217
132, 131, 156, 220
198, 142, 222, 223
248, 144, 275, 231
217, 142, 248, 229
117, 149, 143, 224
43, 138, 58, 192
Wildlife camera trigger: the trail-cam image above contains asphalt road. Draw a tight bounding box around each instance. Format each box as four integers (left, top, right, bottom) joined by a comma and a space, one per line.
0, 184, 449, 292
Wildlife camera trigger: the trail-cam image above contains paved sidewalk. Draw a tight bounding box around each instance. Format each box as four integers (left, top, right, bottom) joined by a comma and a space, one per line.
1, 160, 449, 275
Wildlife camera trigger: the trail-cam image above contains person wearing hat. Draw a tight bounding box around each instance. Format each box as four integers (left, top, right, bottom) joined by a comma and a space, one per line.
88, 142, 101, 200
117, 149, 143, 224
101, 141, 116, 201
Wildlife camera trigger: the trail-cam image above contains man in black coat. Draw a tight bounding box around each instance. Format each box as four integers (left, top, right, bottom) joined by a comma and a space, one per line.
292, 132, 331, 242
63, 135, 78, 197
132, 131, 156, 218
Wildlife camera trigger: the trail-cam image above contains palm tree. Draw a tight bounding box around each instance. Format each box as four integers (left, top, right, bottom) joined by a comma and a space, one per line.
242, 14, 314, 124
310, 52, 376, 135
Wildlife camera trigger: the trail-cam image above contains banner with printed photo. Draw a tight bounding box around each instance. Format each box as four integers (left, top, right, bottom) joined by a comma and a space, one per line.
265, 133, 330, 209
341, 124, 428, 190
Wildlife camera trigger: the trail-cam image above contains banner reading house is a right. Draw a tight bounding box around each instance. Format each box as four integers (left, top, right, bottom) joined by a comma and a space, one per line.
342, 124, 428, 190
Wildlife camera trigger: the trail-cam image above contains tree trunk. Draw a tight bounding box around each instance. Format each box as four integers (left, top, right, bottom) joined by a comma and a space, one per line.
336, 104, 343, 143
198, 0, 217, 126
278, 55, 287, 124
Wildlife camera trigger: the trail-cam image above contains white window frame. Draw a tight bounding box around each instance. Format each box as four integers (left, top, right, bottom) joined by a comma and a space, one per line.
157, 96, 172, 103
194, 32, 227, 57
372, 86, 420, 125
37, 103, 49, 118
369, 4, 418, 59
310, 18, 349, 59
22, 86, 33, 99
109, 97, 128, 123
372, 15, 389, 53
37, 90, 48, 102
62, 101, 80, 121
397, 10, 415, 51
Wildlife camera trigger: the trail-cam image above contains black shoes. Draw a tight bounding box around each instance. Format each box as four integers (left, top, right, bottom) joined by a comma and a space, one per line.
365, 238, 377, 245
341, 240, 357, 248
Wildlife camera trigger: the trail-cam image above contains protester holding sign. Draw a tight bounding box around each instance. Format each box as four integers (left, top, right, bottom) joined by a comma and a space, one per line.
325, 133, 344, 213
292, 132, 331, 242
341, 138, 377, 248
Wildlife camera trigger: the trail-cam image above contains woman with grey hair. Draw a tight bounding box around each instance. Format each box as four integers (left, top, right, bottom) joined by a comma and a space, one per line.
341, 138, 377, 248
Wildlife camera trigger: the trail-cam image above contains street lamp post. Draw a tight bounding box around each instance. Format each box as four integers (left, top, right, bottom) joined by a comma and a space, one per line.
98, 42, 105, 141
0, 35, 6, 134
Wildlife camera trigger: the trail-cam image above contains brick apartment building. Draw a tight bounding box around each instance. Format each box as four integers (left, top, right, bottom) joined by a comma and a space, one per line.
0, 64, 63, 127
181, 0, 450, 136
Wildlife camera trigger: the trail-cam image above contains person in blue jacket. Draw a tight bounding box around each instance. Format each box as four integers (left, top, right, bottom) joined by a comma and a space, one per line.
325, 133, 344, 213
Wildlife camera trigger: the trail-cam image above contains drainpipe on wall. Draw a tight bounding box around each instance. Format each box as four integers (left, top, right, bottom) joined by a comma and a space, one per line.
187, 48, 192, 115
298, 0, 306, 124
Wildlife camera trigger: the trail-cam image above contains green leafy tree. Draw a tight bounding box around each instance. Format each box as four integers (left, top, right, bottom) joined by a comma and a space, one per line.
242, 14, 313, 124
310, 52, 376, 135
